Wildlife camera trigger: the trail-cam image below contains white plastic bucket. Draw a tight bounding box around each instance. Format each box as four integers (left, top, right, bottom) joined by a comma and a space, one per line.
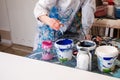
76, 40, 96, 51
54, 39, 74, 62
76, 40, 96, 55
95, 46, 119, 72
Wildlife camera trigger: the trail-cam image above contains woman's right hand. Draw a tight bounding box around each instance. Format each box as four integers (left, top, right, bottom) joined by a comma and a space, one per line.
47, 18, 62, 31
38, 15, 62, 31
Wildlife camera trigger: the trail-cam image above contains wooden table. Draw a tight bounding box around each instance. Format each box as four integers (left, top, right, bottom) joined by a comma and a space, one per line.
93, 18, 120, 29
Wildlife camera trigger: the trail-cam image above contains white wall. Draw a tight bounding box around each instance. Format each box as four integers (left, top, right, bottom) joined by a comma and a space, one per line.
0, 0, 10, 31
4, 0, 38, 47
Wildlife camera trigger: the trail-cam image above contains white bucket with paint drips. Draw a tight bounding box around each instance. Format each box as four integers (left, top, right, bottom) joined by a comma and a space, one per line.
54, 39, 74, 63
95, 45, 119, 72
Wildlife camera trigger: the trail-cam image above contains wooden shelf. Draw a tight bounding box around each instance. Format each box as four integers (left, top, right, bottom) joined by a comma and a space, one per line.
93, 18, 120, 29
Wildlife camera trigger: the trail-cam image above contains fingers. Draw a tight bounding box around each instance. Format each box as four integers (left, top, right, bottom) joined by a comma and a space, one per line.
60, 23, 64, 27
85, 34, 91, 40
53, 20, 61, 30
49, 18, 62, 31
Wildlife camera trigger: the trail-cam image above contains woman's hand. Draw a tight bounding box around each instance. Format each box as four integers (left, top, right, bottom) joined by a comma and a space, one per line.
38, 15, 62, 31
47, 18, 62, 31
85, 34, 91, 40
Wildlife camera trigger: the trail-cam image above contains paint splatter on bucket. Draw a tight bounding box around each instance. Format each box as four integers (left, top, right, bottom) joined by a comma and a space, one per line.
41, 40, 54, 60
95, 46, 119, 73
54, 39, 74, 63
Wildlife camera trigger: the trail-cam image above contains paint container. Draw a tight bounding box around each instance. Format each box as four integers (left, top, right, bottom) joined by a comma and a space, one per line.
95, 5, 107, 18
54, 39, 74, 63
95, 46, 119, 73
76, 48, 92, 71
107, 5, 115, 18
115, 6, 120, 19
41, 40, 54, 60
76, 40, 96, 71
76, 40, 96, 55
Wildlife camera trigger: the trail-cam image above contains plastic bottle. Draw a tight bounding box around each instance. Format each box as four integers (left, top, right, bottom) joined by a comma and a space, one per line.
76, 48, 91, 71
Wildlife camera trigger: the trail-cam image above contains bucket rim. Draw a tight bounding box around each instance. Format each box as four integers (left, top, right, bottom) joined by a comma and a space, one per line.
54, 38, 74, 49
95, 45, 119, 57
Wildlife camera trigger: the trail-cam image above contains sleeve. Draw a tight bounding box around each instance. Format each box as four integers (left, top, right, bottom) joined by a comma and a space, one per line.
34, 0, 57, 19
81, 0, 96, 35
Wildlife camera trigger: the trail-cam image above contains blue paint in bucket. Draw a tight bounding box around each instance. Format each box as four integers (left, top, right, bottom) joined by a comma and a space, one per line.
56, 39, 73, 45
55, 38, 73, 62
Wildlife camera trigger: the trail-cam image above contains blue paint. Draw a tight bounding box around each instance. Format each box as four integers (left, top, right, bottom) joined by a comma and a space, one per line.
80, 41, 95, 47
60, 48, 71, 51
49, 6, 59, 19
103, 57, 113, 60
49, 6, 73, 23
56, 39, 73, 45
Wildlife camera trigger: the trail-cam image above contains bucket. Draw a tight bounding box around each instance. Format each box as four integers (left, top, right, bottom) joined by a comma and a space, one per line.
54, 39, 74, 62
41, 40, 54, 60
76, 48, 92, 71
95, 45, 119, 72
115, 6, 120, 19
76, 40, 96, 55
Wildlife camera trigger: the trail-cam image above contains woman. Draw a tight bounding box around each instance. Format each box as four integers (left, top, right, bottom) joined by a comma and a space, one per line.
33, 0, 96, 54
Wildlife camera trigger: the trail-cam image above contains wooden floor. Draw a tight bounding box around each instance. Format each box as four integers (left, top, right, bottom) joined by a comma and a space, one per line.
0, 43, 33, 56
